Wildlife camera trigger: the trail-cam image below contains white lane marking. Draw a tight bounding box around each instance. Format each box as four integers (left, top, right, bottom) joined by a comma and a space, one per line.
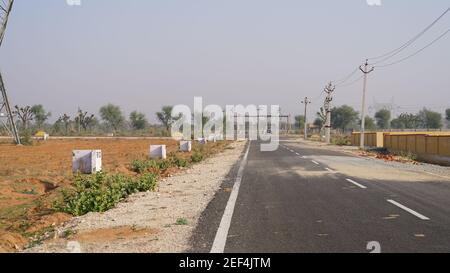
311, 160, 320, 165
302, 156, 307, 159
295, 152, 300, 156
211, 141, 251, 253
387, 200, 430, 221
345, 178, 367, 189
325, 168, 334, 172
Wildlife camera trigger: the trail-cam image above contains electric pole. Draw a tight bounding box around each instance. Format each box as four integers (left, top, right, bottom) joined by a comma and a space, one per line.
324, 82, 335, 144
359, 59, 374, 149
0, 0, 20, 145
301, 97, 311, 140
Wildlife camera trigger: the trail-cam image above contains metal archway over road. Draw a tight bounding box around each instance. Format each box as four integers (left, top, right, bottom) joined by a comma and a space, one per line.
0, 0, 20, 144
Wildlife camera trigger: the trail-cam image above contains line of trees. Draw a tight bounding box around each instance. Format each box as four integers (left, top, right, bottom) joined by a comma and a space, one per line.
295, 106, 450, 134
2, 104, 181, 137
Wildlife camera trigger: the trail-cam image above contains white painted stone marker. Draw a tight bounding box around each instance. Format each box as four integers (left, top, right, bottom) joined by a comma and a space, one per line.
208, 134, 217, 143
180, 141, 192, 152
150, 145, 167, 159
72, 150, 102, 174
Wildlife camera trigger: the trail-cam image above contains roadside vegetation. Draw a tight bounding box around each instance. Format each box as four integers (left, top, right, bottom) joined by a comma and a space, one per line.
0, 137, 229, 252
53, 141, 228, 217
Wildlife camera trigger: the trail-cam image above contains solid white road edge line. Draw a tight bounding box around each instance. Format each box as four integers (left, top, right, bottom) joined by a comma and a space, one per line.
210, 141, 251, 253
345, 178, 367, 189
387, 199, 430, 220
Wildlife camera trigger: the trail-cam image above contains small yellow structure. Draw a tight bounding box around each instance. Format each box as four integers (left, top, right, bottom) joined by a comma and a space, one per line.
34, 131, 49, 140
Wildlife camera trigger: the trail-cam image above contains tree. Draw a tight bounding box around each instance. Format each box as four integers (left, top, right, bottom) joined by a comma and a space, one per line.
156, 106, 178, 134
446, 108, 450, 128
417, 108, 443, 129
56, 114, 71, 135
313, 117, 324, 129
30, 104, 51, 129
130, 111, 148, 130
295, 115, 305, 130
390, 113, 420, 129
99, 104, 125, 132
75, 109, 96, 132
363, 116, 376, 131
374, 109, 391, 129
331, 105, 359, 132
13, 105, 34, 129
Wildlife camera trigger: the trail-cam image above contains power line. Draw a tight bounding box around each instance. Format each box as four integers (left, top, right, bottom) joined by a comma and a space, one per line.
336, 74, 364, 88
376, 28, 450, 68
368, 7, 450, 64
332, 67, 359, 86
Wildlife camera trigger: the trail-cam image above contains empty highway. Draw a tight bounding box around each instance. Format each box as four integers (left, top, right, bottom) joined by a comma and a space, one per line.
193, 139, 450, 253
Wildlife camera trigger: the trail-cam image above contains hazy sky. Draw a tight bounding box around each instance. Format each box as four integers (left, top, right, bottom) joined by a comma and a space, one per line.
1, 0, 449, 122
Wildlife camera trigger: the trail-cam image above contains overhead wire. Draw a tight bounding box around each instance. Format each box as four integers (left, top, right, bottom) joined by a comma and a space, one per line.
368, 7, 450, 65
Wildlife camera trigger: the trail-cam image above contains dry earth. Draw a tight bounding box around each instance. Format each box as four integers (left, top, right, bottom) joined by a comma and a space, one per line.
24, 141, 246, 253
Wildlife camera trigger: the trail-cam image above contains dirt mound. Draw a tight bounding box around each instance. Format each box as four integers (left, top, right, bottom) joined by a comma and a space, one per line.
0, 232, 27, 253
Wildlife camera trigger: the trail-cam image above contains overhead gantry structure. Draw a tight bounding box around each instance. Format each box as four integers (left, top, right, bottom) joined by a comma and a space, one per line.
0, 0, 20, 144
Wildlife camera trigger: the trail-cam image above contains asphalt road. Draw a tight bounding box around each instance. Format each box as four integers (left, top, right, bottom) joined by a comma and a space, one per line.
192, 139, 450, 253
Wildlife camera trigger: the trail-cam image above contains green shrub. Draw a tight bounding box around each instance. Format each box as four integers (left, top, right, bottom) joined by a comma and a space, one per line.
19, 130, 34, 146
191, 150, 204, 163
55, 172, 158, 216
156, 160, 172, 171
175, 218, 188, 225
130, 159, 150, 173
168, 154, 189, 168
134, 173, 158, 192
331, 135, 351, 146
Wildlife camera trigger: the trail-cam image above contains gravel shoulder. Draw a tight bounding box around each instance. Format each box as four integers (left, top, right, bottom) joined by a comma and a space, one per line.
25, 141, 246, 253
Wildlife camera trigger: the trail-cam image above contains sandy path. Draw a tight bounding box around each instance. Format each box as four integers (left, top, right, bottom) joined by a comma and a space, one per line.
25, 141, 246, 253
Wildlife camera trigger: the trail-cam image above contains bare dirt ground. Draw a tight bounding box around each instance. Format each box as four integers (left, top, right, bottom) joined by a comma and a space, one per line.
24, 141, 245, 253
0, 138, 230, 252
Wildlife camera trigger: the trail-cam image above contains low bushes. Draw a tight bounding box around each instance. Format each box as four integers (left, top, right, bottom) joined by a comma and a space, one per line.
331, 135, 352, 146
55, 172, 158, 216
56, 142, 227, 217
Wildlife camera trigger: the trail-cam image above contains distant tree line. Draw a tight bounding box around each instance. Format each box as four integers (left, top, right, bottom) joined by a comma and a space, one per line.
2, 103, 449, 137
1, 104, 181, 137
294, 106, 449, 134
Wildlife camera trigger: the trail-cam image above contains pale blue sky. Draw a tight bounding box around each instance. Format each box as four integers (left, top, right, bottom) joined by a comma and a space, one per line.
1, 0, 449, 122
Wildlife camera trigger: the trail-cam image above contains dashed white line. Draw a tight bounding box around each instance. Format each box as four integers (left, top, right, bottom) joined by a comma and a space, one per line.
211, 141, 251, 253
345, 178, 367, 189
295, 152, 300, 156
311, 160, 320, 165
325, 168, 335, 172
387, 200, 430, 221
302, 156, 307, 159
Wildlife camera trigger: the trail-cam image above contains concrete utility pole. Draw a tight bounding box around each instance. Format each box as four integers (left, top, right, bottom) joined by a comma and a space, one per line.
359, 59, 374, 149
301, 97, 311, 140
324, 82, 335, 144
